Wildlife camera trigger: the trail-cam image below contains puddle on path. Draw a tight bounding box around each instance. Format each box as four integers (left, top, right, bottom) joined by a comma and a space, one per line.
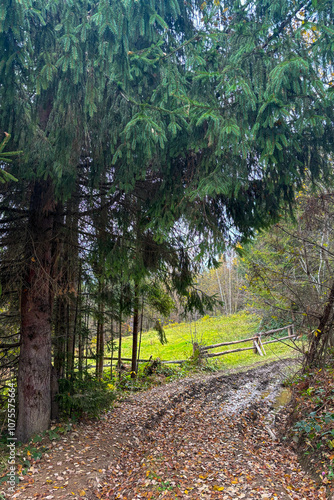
220, 380, 292, 416
273, 387, 292, 410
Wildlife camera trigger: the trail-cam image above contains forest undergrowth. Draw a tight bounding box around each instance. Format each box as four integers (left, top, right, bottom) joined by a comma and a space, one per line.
281, 362, 334, 493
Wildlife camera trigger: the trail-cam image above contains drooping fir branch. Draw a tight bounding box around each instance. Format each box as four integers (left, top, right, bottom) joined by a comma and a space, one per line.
0, 133, 20, 183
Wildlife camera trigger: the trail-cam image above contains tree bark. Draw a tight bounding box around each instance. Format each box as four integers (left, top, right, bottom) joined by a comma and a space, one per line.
65, 194, 79, 378
54, 297, 66, 379
17, 180, 55, 442
96, 287, 105, 379
306, 279, 334, 367
117, 281, 123, 376
131, 282, 139, 378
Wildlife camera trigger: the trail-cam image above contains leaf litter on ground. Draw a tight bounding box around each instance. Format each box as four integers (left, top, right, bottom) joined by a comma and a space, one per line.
10, 360, 330, 500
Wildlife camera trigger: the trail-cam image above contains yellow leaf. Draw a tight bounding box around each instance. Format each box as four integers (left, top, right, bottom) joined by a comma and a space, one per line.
200, 2, 206, 10
213, 485, 225, 491
78, 491, 86, 497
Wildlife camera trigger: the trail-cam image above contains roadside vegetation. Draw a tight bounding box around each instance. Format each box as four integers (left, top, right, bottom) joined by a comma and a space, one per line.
283, 361, 334, 491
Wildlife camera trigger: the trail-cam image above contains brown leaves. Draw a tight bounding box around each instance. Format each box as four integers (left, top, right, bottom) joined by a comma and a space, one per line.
17, 361, 330, 499
97, 362, 327, 499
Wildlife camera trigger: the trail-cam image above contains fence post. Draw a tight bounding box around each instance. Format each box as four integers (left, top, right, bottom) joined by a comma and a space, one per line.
258, 335, 266, 355
253, 336, 259, 353
253, 336, 264, 356
192, 342, 203, 365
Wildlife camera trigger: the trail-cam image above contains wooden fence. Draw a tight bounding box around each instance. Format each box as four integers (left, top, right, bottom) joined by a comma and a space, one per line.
197, 324, 297, 359
78, 356, 187, 368
77, 324, 298, 369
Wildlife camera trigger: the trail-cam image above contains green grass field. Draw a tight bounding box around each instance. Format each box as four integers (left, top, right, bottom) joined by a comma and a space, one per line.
115, 311, 299, 370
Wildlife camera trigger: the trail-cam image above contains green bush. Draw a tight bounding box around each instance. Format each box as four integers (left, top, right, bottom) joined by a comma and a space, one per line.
57, 373, 115, 419
143, 358, 175, 377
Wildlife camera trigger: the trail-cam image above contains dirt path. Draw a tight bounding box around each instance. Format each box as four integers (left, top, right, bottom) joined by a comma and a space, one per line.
11, 360, 328, 499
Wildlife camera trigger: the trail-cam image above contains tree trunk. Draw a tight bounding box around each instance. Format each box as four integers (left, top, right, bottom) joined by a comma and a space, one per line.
50, 364, 59, 421
117, 282, 123, 376
96, 295, 105, 379
110, 312, 114, 379
17, 180, 55, 442
65, 195, 79, 378
78, 273, 83, 380
131, 282, 139, 378
137, 298, 144, 370
54, 297, 66, 379
306, 279, 334, 368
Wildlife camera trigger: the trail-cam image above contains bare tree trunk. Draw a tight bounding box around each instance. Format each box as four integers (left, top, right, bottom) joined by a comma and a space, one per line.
110, 314, 114, 380
117, 281, 123, 376
131, 282, 139, 378
96, 287, 105, 379
137, 297, 144, 369
66, 303, 74, 377
85, 294, 90, 373
65, 196, 79, 378
78, 316, 83, 379
54, 298, 66, 379
78, 269, 83, 379
17, 180, 55, 442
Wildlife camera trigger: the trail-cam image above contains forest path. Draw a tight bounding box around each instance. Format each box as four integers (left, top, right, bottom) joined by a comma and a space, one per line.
13, 360, 327, 500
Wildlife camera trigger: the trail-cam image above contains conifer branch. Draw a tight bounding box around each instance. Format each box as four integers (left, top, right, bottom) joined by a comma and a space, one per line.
159, 33, 206, 61
261, 0, 312, 50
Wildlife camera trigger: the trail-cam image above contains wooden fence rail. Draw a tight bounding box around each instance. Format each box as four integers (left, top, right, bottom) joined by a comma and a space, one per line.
200, 336, 260, 352
75, 356, 186, 365
198, 324, 297, 359
74, 324, 298, 370
259, 324, 294, 337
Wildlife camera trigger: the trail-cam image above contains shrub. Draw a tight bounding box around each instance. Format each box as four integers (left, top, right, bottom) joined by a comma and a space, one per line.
57, 372, 115, 419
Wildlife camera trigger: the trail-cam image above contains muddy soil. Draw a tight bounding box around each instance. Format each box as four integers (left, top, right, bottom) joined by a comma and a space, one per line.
9, 359, 327, 500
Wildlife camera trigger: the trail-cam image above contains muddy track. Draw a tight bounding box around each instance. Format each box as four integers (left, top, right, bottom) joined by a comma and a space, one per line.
11, 359, 327, 500
119, 359, 295, 437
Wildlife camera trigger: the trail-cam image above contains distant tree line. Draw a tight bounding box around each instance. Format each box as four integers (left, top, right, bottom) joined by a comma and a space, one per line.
242, 180, 334, 368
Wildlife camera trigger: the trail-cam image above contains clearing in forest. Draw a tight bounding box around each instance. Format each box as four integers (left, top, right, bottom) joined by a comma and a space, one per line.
116, 312, 299, 369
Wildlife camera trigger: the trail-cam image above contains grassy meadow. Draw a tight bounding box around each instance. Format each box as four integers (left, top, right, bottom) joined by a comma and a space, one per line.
115, 311, 299, 371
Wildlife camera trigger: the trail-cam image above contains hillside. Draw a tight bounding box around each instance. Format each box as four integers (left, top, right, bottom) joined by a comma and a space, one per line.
116, 312, 299, 370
